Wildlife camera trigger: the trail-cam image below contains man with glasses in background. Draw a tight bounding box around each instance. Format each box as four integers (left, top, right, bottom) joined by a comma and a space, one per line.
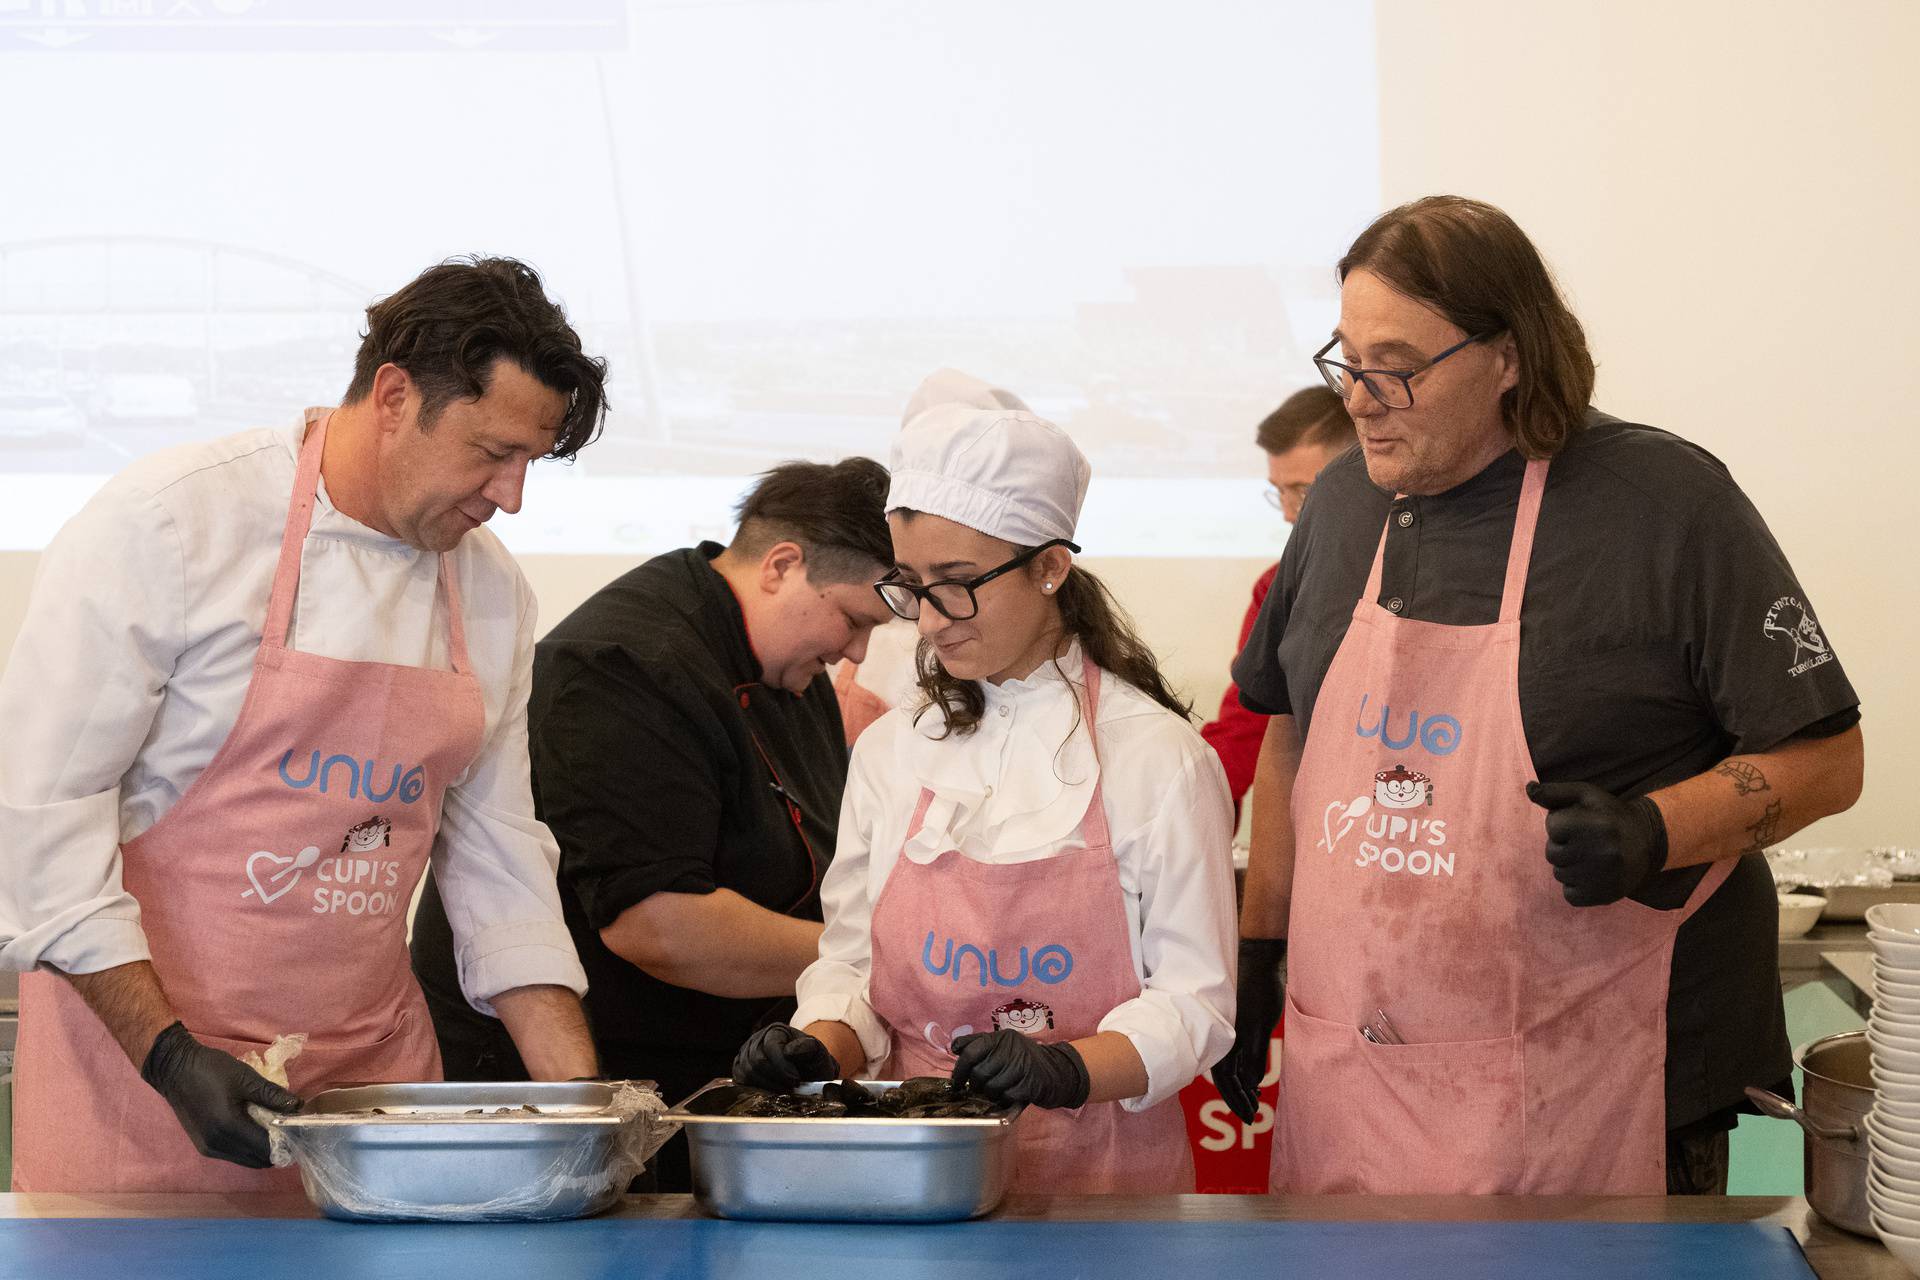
1215, 197, 1862, 1195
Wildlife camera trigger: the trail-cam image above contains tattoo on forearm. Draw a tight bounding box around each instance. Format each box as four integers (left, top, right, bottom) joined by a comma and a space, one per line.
1739, 799, 1785, 856
1714, 760, 1772, 797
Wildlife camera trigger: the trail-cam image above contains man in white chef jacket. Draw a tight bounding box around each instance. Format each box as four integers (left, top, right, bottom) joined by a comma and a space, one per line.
0, 256, 605, 1192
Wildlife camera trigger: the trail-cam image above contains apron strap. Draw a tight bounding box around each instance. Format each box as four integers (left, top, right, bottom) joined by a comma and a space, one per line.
903, 787, 937, 844
1677, 856, 1737, 921
261, 412, 330, 651
439, 552, 473, 676
1498, 459, 1551, 624
263, 410, 471, 671
1076, 663, 1114, 851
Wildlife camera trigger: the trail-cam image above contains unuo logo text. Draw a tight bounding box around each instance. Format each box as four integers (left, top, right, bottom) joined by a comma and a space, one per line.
278, 750, 426, 805
922, 932, 1074, 987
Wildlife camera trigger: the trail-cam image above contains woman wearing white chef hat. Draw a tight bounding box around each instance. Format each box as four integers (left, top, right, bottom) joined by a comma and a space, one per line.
734, 369, 1237, 1193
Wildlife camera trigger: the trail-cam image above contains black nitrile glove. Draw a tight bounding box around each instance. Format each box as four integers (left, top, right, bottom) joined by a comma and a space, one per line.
1211, 937, 1286, 1124
731, 1024, 840, 1092
139, 1022, 302, 1169
1527, 781, 1669, 907
949, 1031, 1090, 1109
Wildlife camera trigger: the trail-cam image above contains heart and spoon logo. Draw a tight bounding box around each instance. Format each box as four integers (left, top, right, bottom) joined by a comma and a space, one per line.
241, 844, 322, 904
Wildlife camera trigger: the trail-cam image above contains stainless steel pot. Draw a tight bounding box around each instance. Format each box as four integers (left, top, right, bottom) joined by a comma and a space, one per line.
1747, 1030, 1874, 1236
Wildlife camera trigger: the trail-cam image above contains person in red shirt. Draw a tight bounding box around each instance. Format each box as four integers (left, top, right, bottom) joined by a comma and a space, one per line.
1200, 387, 1354, 813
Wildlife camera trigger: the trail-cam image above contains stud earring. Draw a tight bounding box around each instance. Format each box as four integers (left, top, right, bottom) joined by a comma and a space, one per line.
1044, 582, 1054, 592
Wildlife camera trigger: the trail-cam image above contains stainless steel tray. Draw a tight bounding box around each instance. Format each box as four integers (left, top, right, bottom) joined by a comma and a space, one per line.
268, 1080, 662, 1223
671, 1079, 1021, 1223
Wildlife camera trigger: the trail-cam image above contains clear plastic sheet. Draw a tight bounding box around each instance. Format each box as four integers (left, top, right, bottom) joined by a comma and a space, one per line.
263, 1081, 677, 1222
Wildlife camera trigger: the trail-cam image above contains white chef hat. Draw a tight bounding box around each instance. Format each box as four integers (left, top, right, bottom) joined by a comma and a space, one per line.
885, 368, 1091, 547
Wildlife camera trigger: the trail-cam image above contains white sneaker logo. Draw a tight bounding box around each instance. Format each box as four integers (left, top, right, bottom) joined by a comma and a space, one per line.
242, 845, 321, 904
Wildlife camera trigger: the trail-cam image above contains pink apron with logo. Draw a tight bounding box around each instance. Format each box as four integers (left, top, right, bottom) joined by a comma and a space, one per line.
1272, 459, 1731, 1195
14, 411, 485, 1192
867, 664, 1194, 1194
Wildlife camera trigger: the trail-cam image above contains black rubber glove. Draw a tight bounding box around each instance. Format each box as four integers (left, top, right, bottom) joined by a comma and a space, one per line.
949, 1031, 1090, 1109
1211, 937, 1286, 1124
1527, 781, 1669, 907
139, 1022, 302, 1169
731, 1024, 840, 1092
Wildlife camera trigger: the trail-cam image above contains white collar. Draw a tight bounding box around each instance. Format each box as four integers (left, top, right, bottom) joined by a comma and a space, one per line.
901, 642, 1101, 860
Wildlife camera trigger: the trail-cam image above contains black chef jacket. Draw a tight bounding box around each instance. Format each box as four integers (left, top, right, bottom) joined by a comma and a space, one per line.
411, 543, 847, 1133
1233, 411, 1860, 1131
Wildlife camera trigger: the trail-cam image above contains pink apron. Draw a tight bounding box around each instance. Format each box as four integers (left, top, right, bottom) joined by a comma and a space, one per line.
1272, 459, 1731, 1195
867, 663, 1194, 1195
14, 410, 485, 1192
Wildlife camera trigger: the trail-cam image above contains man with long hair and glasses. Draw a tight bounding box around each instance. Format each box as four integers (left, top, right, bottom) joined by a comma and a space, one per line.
0, 257, 610, 1192
1218, 197, 1862, 1196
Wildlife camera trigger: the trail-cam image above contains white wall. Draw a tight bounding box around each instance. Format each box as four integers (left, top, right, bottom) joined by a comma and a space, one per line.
1370, 0, 1916, 844
1, 1, 1910, 844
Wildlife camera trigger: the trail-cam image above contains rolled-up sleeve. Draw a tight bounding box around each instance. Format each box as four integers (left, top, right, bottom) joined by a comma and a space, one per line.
792, 737, 893, 1072
432, 579, 587, 1015
1099, 743, 1238, 1111
0, 483, 179, 975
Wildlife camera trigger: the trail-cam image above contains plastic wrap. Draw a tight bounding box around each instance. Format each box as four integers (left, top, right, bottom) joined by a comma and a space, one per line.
266, 1081, 678, 1222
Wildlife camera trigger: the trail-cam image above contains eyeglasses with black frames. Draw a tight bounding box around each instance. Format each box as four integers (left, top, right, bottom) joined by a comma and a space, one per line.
1312, 331, 1497, 410
874, 538, 1081, 622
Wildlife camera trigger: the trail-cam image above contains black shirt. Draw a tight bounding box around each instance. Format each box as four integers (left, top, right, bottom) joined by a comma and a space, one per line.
411, 543, 848, 1098
1233, 411, 1860, 1129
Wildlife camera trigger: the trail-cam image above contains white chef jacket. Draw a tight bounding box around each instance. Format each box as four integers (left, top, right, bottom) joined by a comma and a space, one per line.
0, 411, 587, 1014
792, 644, 1237, 1111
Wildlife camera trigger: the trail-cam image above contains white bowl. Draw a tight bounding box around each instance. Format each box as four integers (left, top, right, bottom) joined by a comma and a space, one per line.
1869, 1131, 1920, 1179
1779, 892, 1826, 938
1870, 903, 1920, 938
1870, 1029, 1920, 1059
1881, 1096, 1920, 1123
1871, 1109, 1920, 1144
1881, 992, 1920, 1017
1872, 1172, 1920, 1208
1875, 1162, 1920, 1197
1882, 1231, 1920, 1277
1879, 965, 1920, 991
1874, 936, 1920, 967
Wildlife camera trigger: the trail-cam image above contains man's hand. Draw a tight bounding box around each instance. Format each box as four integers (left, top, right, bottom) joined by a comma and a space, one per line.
949, 1031, 1090, 1109
1211, 937, 1285, 1123
1527, 781, 1668, 907
732, 1024, 840, 1091
139, 1022, 301, 1168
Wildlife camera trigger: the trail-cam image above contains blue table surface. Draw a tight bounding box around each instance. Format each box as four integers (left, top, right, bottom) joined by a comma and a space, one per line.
0, 1217, 1815, 1280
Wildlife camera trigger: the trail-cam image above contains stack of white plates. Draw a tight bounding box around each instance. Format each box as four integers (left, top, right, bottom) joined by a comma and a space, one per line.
1864, 903, 1920, 1270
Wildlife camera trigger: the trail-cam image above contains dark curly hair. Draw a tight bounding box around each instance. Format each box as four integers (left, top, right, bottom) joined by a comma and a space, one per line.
343, 255, 608, 460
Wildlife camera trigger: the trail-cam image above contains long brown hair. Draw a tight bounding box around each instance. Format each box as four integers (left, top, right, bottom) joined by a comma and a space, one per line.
912, 557, 1190, 739
1338, 195, 1594, 458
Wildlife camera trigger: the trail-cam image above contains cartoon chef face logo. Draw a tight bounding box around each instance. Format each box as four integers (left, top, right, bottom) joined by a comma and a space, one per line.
991, 998, 1054, 1035
1374, 765, 1433, 810
341, 816, 391, 853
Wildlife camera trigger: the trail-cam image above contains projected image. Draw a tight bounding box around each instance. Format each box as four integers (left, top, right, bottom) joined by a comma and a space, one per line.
0, 0, 1377, 554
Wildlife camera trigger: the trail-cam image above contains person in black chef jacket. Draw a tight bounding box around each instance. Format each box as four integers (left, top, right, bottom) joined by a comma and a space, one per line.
410, 457, 897, 1189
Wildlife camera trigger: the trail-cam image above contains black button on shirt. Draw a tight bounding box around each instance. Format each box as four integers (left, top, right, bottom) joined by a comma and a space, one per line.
1233, 411, 1861, 1129
412, 543, 849, 1097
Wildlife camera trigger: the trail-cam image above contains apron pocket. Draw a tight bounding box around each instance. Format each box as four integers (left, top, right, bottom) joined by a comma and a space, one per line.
1277, 993, 1526, 1194
1357, 1030, 1526, 1193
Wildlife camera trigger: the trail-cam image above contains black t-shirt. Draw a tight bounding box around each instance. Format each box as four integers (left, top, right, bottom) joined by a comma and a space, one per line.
1232, 411, 1860, 1129
411, 543, 848, 1089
